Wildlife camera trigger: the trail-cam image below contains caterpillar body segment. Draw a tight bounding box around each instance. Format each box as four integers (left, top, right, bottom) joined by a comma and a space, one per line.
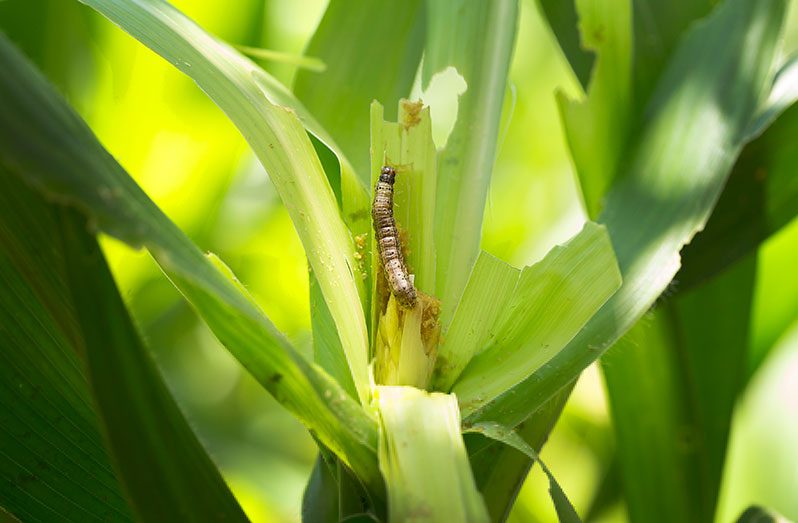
372, 166, 417, 309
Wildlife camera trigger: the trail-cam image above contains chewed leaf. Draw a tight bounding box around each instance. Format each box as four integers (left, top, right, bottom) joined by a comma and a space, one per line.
453, 222, 621, 415
375, 386, 489, 523
0, 33, 380, 491
80, 0, 371, 405
432, 251, 520, 392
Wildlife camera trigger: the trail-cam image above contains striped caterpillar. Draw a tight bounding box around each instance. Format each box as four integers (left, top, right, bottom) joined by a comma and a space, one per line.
372, 165, 417, 309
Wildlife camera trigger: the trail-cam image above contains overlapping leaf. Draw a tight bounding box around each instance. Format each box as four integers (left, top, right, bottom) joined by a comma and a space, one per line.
0, 33, 380, 490
78, 0, 371, 404
425, 0, 519, 323
452, 222, 620, 415
466, 0, 788, 430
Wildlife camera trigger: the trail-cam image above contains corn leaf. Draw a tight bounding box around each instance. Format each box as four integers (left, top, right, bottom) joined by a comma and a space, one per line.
745, 55, 798, 140
465, 0, 788, 430
535, 0, 594, 90
467, 385, 573, 522
603, 256, 756, 523
0, 34, 380, 490
424, 0, 519, 322
557, 0, 632, 218
293, 0, 425, 189
78, 0, 371, 404
679, 98, 798, 290
464, 422, 582, 523
58, 208, 249, 522
375, 386, 489, 523
432, 251, 520, 392
630, 0, 717, 105
453, 222, 620, 415
0, 172, 132, 522
735, 506, 789, 523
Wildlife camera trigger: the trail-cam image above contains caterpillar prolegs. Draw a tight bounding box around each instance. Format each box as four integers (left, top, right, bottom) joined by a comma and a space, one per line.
372, 165, 417, 309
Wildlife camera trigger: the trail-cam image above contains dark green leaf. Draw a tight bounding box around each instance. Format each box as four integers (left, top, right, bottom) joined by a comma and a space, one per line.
0, 32, 380, 490
293, 0, 425, 187
678, 104, 798, 290
465, 0, 788, 430
425, 0, 519, 322
0, 172, 131, 522
301, 456, 339, 523
735, 505, 789, 523
535, 0, 594, 90
631, 0, 717, 105
602, 255, 756, 523
465, 422, 582, 523
58, 208, 248, 521
468, 384, 573, 522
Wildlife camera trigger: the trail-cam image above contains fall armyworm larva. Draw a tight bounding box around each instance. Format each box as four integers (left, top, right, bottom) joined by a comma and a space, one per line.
372, 165, 417, 309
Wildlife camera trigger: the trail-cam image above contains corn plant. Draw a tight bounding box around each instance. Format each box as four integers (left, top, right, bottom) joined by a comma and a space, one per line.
1, 0, 796, 522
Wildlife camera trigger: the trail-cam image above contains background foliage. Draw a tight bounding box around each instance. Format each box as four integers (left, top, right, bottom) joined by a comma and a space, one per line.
1, 0, 797, 521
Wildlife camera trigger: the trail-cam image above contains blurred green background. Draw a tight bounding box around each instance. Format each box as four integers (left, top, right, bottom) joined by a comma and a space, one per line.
1, 1, 796, 521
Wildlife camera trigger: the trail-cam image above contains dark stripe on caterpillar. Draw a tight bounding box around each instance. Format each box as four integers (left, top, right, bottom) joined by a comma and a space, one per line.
372, 165, 417, 309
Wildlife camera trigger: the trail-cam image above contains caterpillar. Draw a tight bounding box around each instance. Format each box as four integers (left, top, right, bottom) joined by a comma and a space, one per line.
372, 165, 417, 309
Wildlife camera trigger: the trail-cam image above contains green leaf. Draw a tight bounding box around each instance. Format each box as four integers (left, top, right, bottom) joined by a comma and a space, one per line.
0, 33, 380, 490
464, 422, 582, 523
465, 0, 788, 430
424, 0, 519, 322
630, 0, 717, 105
310, 273, 358, 400
78, 0, 371, 404
535, 0, 595, 90
58, 208, 248, 522
678, 89, 798, 290
735, 506, 791, 523
375, 386, 489, 523
432, 251, 520, 392
557, 0, 632, 218
301, 456, 339, 523
236, 45, 326, 73
745, 55, 798, 140
468, 385, 574, 522
0, 172, 132, 521
602, 256, 756, 523
293, 0, 425, 188
453, 222, 620, 415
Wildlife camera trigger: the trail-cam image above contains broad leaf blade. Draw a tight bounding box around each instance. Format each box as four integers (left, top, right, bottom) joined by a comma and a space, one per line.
679, 105, 798, 290
453, 222, 620, 415
558, 0, 632, 218
535, 0, 594, 90
432, 251, 520, 392
0, 34, 380, 490
0, 172, 132, 522
79, 0, 371, 404
465, 0, 788, 429
603, 256, 756, 523
293, 0, 425, 187
59, 208, 248, 522
375, 386, 489, 523
425, 0, 519, 322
